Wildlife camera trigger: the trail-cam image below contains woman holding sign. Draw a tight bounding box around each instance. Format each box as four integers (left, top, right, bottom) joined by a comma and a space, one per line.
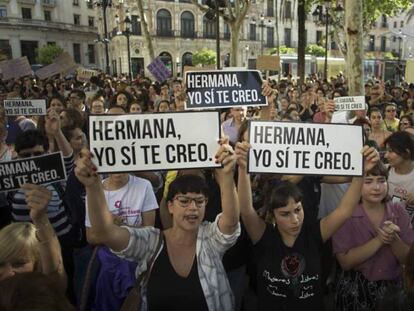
75, 140, 240, 311
235, 142, 379, 310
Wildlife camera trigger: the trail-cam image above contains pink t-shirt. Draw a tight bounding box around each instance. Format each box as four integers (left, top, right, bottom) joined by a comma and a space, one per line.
332, 202, 414, 281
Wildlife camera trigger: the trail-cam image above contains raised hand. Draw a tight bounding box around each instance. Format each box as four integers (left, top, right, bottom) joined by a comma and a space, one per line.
21, 183, 52, 221
361, 145, 380, 173
215, 136, 236, 178
75, 148, 100, 187
235, 141, 251, 171
45, 108, 61, 136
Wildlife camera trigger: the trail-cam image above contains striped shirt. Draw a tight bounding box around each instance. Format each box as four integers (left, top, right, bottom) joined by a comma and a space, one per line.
112, 214, 240, 311
11, 152, 74, 237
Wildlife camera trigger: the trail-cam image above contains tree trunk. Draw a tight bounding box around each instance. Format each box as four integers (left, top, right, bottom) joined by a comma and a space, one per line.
345, 0, 364, 96
297, 0, 306, 89
136, 0, 155, 61
230, 23, 240, 66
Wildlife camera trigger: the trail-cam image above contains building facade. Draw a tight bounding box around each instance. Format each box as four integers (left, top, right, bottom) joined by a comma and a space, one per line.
0, 0, 99, 68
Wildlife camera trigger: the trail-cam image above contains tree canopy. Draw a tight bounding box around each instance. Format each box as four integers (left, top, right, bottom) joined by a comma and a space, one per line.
36, 45, 64, 65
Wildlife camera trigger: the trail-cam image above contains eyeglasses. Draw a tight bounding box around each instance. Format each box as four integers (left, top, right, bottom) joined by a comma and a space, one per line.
18, 151, 44, 158
401, 122, 410, 125
174, 195, 207, 208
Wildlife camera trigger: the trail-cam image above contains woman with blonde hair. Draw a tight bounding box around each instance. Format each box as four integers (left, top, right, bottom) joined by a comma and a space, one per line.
0, 184, 66, 291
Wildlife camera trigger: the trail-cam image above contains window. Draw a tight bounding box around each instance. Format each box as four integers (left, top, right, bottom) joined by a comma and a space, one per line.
73, 0, 79, 6
316, 30, 323, 46
181, 11, 195, 38
249, 23, 256, 41
88, 16, 94, 27
393, 36, 396, 43
393, 21, 397, 28
0, 40, 12, 60
369, 35, 375, 51
284, 1, 292, 19
380, 36, 386, 52
87, 1, 93, 9
21, 8, 32, 19
74, 14, 80, 25
0, 6, 7, 18
381, 15, 388, 28
73, 43, 81, 63
44, 10, 51, 21
400, 21, 404, 28
267, 27, 274, 47
224, 23, 230, 40
267, 0, 274, 17
284, 28, 291, 47
156, 9, 172, 36
203, 14, 216, 39
131, 15, 142, 35
88, 44, 95, 64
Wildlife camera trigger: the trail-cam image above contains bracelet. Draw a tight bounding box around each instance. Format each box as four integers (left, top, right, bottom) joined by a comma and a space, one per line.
35, 230, 56, 244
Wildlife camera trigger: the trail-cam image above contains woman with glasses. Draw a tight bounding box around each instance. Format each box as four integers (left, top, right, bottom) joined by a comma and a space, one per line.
382, 103, 400, 133
398, 115, 414, 134
75, 140, 240, 311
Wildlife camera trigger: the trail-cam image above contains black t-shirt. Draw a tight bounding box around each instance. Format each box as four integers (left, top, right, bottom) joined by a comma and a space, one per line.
253, 220, 324, 311
147, 244, 208, 311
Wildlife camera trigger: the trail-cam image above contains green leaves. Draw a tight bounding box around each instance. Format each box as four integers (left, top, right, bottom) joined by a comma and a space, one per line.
192, 48, 217, 66
36, 45, 64, 65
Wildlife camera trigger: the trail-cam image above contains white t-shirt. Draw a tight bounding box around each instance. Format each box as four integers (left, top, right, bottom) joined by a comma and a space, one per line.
85, 175, 158, 227
388, 167, 414, 222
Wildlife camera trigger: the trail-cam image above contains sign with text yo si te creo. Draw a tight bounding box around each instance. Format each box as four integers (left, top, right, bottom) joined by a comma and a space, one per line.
248, 121, 364, 176
0, 152, 67, 193
334, 96, 366, 111
89, 111, 221, 173
4, 99, 47, 116
185, 70, 268, 110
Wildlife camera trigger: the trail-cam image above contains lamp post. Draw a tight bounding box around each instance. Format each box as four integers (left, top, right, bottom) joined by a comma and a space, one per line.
259, 14, 265, 55
323, 1, 330, 81
87, 0, 112, 74
205, 0, 227, 69
115, 10, 132, 80
245, 45, 249, 67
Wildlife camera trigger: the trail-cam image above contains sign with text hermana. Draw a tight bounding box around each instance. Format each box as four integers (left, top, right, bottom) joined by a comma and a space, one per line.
248, 121, 364, 176
89, 112, 221, 173
185, 70, 268, 110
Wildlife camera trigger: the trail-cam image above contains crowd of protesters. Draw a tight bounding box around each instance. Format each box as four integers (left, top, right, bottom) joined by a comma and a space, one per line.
0, 69, 413, 311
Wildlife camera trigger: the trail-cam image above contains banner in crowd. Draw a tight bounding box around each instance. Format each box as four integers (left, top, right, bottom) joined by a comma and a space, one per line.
0, 152, 67, 193
0, 57, 32, 80
147, 57, 171, 83
185, 70, 267, 110
4, 99, 47, 116
89, 112, 221, 172
76, 67, 98, 83
36, 52, 78, 80
256, 55, 281, 71
334, 96, 366, 111
248, 121, 364, 176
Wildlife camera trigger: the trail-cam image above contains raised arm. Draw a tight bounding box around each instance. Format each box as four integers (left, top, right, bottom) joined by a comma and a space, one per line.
44, 108, 72, 157
215, 138, 239, 235
320, 146, 379, 242
235, 141, 266, 244
22, 183, 66, 292
75, 149, 129, 252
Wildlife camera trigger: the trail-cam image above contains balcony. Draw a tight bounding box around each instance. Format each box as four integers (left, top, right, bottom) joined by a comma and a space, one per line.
157, 29, 174, 37
17, 0, 35, 4
181, 30, 196, 39
42, 0, 56, 8
380, 22, 388, 28
0, 17, 98, 34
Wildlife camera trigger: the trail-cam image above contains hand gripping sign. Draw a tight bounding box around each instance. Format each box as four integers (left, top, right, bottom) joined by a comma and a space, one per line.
248, 121, 364, 176
89, 111, 221, 173
4, 99, 47, 116
185, 70, 268, 110
0, 152, 67, 193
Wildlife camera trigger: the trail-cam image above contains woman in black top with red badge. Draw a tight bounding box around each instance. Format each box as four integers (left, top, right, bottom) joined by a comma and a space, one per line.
234, 142, 379, 311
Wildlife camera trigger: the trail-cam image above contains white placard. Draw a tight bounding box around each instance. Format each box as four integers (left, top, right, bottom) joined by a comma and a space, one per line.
248, 121, 364, 176
334, 96, 366, 111
89, 112, 221, 173
4, 99, 47, 116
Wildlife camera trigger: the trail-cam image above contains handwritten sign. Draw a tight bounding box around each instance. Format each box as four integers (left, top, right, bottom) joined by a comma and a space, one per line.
334, 96, 366, 111
256, 55, 280, 71
0, 57, 32, 80
147, 57, 171, 82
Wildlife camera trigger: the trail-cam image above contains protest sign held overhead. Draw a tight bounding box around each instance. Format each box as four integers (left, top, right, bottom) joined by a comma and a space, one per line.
248, 121, 364, 176
4, 99, 47, 116
334, 96, 366, 111
36, 52, 78, 80
76, 67, 98, 83
256, 55, 281, 71
0, 57, 32, 80
0, 152, 67, 193
147, 57, 171, 82
89, 111, 221, 173
185, 70, 267, 110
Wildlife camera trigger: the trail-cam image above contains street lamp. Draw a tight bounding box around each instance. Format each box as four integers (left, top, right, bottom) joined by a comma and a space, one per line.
312, 2, 343, 80
86, 0, 112, 75
205, 0, 227, 69
245, 45, 249, 67
115, 9, 132, 80
259, 14, 265, 55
